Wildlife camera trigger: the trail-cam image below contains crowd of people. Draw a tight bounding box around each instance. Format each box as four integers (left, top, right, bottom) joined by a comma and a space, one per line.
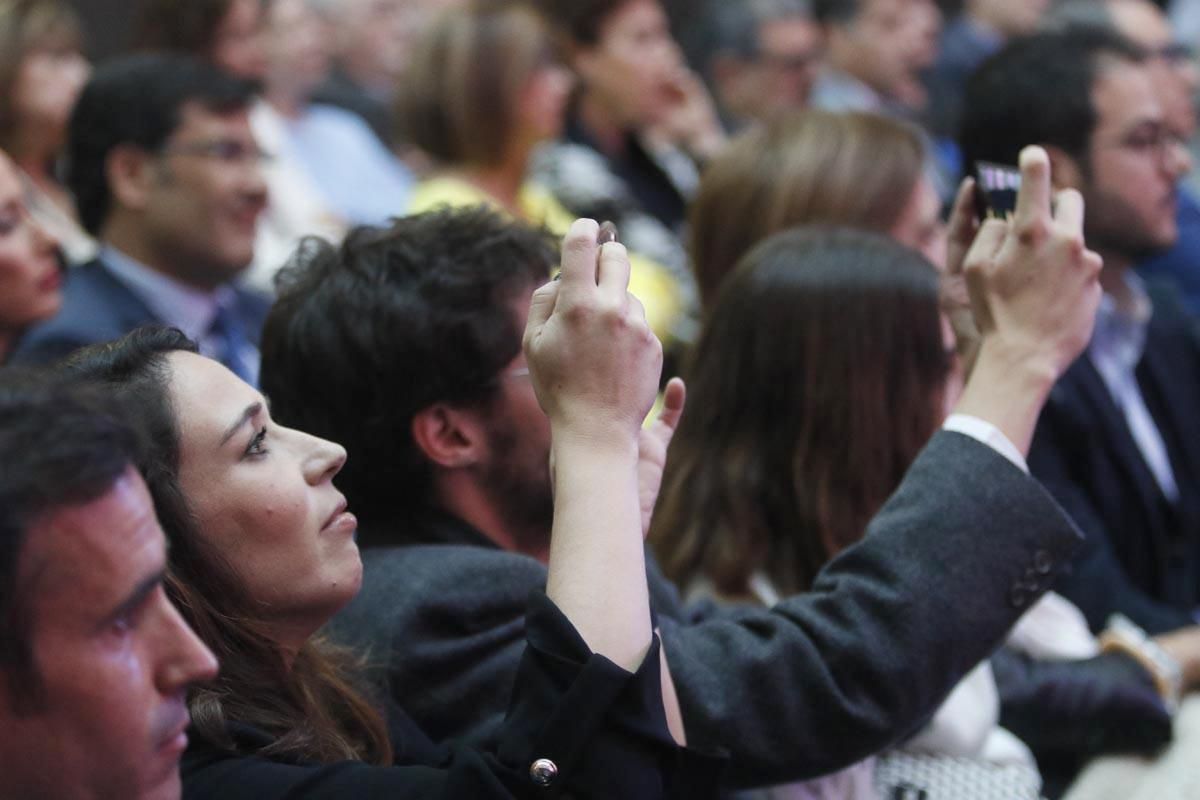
1, 0, 1199, 798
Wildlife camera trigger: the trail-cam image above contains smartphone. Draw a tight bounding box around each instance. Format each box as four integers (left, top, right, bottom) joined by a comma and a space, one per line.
974, 161, 1021, 221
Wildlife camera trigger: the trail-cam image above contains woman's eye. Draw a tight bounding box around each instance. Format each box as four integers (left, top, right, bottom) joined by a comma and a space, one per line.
245, 426, 269, 457
0, 214, 19, 236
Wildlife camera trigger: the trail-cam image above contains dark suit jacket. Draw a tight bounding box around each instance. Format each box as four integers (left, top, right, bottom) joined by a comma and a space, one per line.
1028, 283, 1200, 635
9, 257, 271, 366
326, 431, 1082, 789
184, 593, 722, 799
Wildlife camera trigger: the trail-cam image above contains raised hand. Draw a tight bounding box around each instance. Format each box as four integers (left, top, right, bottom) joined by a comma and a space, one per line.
639, 378, 686, 539
954, 146, 1104, 455
524, 219, 663, 444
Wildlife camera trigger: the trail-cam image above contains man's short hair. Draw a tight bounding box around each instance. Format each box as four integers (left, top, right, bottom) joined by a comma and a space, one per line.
812, 0, 861, 25
0, 369, 143, 709
66, 53, 258, 236
960, 27, 1146, 171
682, 0, 812, 76
260, 207, 556, 536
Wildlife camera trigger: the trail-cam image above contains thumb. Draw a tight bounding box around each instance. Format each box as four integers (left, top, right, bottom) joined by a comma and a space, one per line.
656, 377, 686, 434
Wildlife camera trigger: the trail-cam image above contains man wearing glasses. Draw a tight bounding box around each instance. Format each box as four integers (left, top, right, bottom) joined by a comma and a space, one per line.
962, 27, 1200, 692
12, 54, 271, 385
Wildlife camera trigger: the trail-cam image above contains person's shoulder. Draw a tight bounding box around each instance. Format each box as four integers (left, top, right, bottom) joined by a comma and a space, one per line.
360, 544, 547, 598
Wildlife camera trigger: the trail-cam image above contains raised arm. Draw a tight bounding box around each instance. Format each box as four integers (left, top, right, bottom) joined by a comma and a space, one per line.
523, 218, 663, 670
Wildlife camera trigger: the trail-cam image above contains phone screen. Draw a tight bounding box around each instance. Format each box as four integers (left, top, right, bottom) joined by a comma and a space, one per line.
974, 161, 1022, 221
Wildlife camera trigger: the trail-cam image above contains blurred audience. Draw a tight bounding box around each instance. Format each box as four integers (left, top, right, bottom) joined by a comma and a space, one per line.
310, 0, 420, 150
962, 27, 1200, 690
678, 0, 823, 131
0, 0, 94, 263
0, 370, 218, 800
133, 0, 268, 78
61, 221, 717, 795
810, 0, 941, 117
532, 0, 726, 329
925, 0, 1049, 142
0, 150, 62, 363
10, 55, 271, 383
400, 2, 686, 351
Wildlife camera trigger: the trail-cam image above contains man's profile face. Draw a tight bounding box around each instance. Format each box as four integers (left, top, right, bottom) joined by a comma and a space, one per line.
0, 469, 218, 800
1077, 60, 1192, 263
143, 102, 268, 289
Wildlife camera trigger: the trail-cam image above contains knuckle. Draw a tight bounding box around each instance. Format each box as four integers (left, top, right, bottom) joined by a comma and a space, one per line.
1015, 218, 1048, 246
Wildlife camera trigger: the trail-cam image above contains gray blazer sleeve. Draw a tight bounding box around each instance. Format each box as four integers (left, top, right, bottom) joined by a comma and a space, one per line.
657, 431, 1081, 786
331, 431, 1081, 789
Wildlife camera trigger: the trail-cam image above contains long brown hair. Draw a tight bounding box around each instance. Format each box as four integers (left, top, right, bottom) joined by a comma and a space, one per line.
62, 327, 392, 765
650, 228, 949, 600
689, 109, 926, 309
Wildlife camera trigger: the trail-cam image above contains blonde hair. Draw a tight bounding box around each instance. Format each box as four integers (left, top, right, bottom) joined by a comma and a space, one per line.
399, 2, 550, 167
690, 109, 926, 307
0, 0, 82, 150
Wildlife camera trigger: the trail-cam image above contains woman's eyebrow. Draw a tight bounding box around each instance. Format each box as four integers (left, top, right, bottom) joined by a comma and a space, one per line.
220, 402, 263, 445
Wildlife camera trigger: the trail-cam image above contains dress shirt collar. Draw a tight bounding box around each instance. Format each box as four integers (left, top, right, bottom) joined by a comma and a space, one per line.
101, 245, 235, 342
1089, 270, 1152, 374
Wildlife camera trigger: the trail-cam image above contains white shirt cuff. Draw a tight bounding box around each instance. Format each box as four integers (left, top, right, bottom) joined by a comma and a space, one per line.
943, 414, 1029, 474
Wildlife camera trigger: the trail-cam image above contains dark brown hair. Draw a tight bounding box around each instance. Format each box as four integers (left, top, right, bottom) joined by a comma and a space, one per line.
534, 0, 632, 46
399, 2, 551, 167
650, 228, 949, 600
62, 327, 392, 765
0, 0, 82, 151
689, 109, 925, 308
132, 0, 237, 57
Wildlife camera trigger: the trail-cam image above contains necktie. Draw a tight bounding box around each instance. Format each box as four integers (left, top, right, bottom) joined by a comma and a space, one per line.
208, 304, 258, 386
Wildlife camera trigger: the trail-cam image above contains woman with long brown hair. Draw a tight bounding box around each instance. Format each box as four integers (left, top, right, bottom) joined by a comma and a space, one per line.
64, 220, 715, 798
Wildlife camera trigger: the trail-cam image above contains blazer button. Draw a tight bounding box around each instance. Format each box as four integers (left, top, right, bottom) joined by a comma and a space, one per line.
1033, 549, 1054, 575
1010, 585, 1028, 608
530, 758, 558, 787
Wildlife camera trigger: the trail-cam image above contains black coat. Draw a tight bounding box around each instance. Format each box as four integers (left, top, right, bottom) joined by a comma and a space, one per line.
182, 593, 723, 799
1029, 283, 1200, 634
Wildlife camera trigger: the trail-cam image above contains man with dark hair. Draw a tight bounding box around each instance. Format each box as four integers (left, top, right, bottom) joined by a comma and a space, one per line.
679, 0, 822, 130
12, 54, 270, 383
961, 29, 1200, 688
259, 194, 1105, 789
0, 369, 217, 799
810, 0, 941, 115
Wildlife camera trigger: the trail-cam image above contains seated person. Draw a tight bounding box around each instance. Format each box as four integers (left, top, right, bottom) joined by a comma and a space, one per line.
10, 54, 271, 384
400, 2, 688, 350
0, 369, 218, 799
0, 148, 63, 363
63, 219, 718, 798
258, 175, 1102, 791
652, 227, 1170, 799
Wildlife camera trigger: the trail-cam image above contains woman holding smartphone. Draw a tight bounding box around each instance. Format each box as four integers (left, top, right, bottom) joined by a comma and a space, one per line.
66, 219, 717, 799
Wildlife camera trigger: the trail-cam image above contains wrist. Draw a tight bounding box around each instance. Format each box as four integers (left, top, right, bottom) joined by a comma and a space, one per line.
974, 335, 1060, 394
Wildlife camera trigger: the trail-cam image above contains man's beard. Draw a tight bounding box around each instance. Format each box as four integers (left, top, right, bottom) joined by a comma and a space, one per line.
481, 423, 554, 556
1084, 185, 1177, 265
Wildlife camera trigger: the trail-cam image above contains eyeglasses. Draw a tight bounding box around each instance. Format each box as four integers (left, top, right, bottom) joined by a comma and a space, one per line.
1151, 42, 1194, 65
160, 139, 274, 167
1099, 122, 1188, 164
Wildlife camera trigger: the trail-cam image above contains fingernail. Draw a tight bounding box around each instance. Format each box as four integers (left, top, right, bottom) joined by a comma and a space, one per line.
598, 221, 618, 245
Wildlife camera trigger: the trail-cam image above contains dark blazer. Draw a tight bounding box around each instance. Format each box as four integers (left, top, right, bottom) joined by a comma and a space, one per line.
1028, 283, 1200, 635
183, 593, 722, 799
327, 431, 1083, 789
9, 256, 271, 366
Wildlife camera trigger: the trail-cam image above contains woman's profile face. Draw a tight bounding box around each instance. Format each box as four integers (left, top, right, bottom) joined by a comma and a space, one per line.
166, 351, 362, 641
0, 153, 61, 336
